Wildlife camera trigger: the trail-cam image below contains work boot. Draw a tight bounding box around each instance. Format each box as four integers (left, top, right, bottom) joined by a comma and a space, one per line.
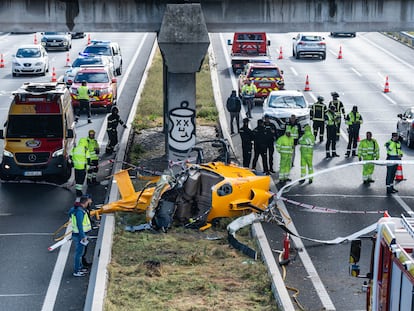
326, 153, 331, 159
87, 178, 93, 185
352, 152, 357, 157
345, 152, 350, 158
92, 177, 98, 185
88, 119, 92, 124
332, 153, 340, 157
299, 179, 305, 185
76, 190, 83, 197
308, 179, 313, 184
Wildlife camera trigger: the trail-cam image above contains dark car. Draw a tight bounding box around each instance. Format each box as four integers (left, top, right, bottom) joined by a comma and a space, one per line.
41, 32, 72, 51
397, 108, 414, 148
331, 32, 356, 37
71, 32, 86, 39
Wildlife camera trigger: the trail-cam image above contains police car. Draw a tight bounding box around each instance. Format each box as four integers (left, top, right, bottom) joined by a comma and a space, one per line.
82, 40, 122, 76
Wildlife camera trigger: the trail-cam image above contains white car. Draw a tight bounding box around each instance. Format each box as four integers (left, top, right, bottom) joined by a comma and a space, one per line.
12, 44, 49, 77
262, 90, 310, 137
292, 33, 326, 60
64, 54, 113, 85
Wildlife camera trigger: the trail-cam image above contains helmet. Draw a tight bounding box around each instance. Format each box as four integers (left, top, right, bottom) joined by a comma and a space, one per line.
88, 129, 95, 136
317, 96, 324, 102
111, 106, 119, 114
78, 137, 88, 147
331, 92, 339, 98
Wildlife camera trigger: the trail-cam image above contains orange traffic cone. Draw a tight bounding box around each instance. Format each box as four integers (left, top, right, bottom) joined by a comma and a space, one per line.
337, 46, 343, 59
87, 34, 91, 45
65, 53, 70, 67
304, 75, 311, 91
283, 233, 290, 261
51, 67, 57, 82
278, 46, 283, 59
383, 210, 390, 217
0, 54, 4, 68
34, 33, 38, 44
384, 76, 390, 93
395, 164, 405, 182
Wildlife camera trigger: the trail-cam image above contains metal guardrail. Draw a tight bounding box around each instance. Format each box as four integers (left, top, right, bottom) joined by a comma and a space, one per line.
385, 31, 414, 47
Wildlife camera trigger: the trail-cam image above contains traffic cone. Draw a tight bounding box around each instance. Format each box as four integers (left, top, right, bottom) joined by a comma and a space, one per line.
304, 75, 311, 91
87, 33, 91, 45
51, 67, 57, 82
383, 210, 390, 217
283, 233, 290, 261
337, 46, 343, 59
65, 53, 70, 67
384, 76, 390, 93
34, 33, 38, 44
0, 54, 4, 68
278, 46, 283, 59
395, 164, 405, 182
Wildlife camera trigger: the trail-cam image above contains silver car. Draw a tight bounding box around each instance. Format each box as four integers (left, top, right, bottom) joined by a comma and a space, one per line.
262, 90, 310, 137
292, 33, 326, 60
397, 108, 414, 148
12, 44, 49, 77
41, 32, 72, 51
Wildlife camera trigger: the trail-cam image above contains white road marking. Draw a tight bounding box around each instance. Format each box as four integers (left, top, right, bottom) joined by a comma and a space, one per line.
381, 93, 397, 105
351, 67, 362, 76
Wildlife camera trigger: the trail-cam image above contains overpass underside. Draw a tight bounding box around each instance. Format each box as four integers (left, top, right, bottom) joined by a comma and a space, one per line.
0, 0, 413, 33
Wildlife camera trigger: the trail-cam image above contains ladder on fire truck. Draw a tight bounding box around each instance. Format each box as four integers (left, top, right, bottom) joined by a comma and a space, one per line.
401, 214, 414, 239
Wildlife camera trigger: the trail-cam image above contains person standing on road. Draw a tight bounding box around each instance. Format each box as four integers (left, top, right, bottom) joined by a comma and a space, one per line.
263, 115, 277, 173
345, 106, 363, 157
325, 105, 340, 158
106, 106, 127, 154
298, 124, 315, 184
226, 90, 242, 135
239, 118, 254, 168
70, 138, 91, 197
285, 114, 302, 167
86, 129, 100, 185
329, 92, 346, 141
385, 132, 403, 194
241, 79, 257, 119
69, 195, 92, 277
276, 129, 294, 184
75, 80, 94, 124
251, 119, 269, 174
310, 96, 327, 143
358, 131, 379, 184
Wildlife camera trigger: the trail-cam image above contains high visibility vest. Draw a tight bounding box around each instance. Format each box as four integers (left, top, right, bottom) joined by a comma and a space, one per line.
286, 124, 299, 140
330, 99, 345, 117
311, 102, 326, 121
77, 85, 91, 100
326, 111, 336, 126
346, 112, 363, 126
298, 130, 315, 154
71, 145, 90, 170
358, 139, 379, 159
385, 140, 402, 157
241, 83, 257, 97
87, 138, 99, 161
71, 210, 92, 233
276, 135, 294, 154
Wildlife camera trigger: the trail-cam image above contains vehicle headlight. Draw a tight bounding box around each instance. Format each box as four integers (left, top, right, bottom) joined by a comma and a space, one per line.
35, 62, 44, 66
12, 60, 21, 66
52, 148, 64, 157
99, 88, 111, 95
63, 41, 68, 46
41, 42, 46, 46
3, 149, 13, 157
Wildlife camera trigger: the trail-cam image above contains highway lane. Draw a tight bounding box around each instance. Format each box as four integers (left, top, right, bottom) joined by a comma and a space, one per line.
211, 32, 414, 310
0, 32, 156, 311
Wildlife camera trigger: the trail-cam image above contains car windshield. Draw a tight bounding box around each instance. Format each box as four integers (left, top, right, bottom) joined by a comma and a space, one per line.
249, 68, 280, 78
74, 72, 109, 83
44, 32, 66, 35
83, 46, 111, 56
301, 36, 322, 42
268, 95, 307, 109
16, 48, 41, 58
6, 115, 63, 138
72, 57, 103, 68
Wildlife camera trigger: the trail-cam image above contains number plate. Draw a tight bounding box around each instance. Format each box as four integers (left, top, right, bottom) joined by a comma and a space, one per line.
258, 83, 271, 87
24, 171, 42, 176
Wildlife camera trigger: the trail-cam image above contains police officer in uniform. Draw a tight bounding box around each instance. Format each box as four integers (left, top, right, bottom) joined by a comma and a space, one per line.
239, 118, 254, 168
310, 96, 327, 143
263, 115, 277, 173
325, 105, 340, 158
329, 92, 346, 141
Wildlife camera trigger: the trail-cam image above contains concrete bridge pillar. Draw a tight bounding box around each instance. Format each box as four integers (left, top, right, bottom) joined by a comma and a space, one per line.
158, 4, 210, 165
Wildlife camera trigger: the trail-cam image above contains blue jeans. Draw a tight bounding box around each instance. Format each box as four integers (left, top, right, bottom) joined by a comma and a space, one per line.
72, 233, 85, 273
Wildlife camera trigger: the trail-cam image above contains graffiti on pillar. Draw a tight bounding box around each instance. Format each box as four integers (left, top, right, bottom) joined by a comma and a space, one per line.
168, 101, 196, 154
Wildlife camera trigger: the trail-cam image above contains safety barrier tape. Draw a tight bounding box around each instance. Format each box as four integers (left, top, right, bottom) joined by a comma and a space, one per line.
275, 159, 414, 200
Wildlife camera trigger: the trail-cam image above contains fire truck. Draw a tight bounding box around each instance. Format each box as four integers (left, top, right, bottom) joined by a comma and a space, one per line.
349, 214, 414, 310
227, 32, 271, 74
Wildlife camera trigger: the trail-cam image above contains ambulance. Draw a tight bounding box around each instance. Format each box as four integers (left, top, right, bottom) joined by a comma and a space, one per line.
0, 82, 75, 183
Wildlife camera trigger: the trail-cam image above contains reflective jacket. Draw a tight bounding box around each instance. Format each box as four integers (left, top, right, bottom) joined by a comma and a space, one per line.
298, 126, 315, 155
241, 83, 257, 98
70, 206, 92, 238
325, 110, 337, 127
86, 138, 100, 161
310, 101, 327, 121
70, 145, 90, 170
276, 134, 294, 155
346, 111, 363, 126
358, 139, 379, 160
385, 140, 403, 157
77, 85, 93, 100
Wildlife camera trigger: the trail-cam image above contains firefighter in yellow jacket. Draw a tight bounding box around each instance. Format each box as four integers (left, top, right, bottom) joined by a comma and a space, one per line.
86, 130, 100, 185
298, 124, 315, 184
70, 138, 91, 197
276, 129, 294, 184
